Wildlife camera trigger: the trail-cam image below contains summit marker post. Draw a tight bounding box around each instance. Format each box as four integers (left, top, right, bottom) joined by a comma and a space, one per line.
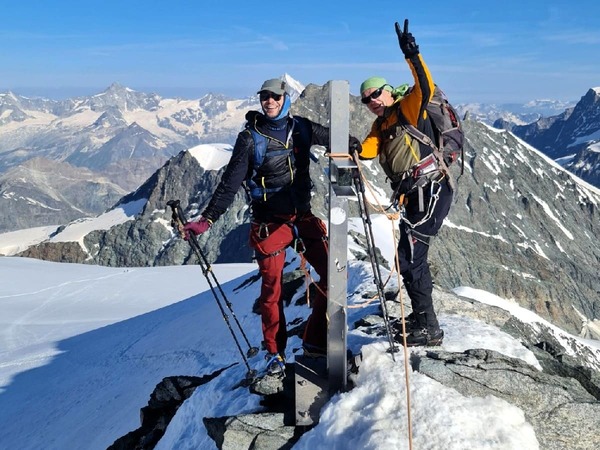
295, 80, 355, 426
326, 80, 353, 394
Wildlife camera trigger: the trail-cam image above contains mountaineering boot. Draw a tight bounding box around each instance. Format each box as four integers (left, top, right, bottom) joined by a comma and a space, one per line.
265, 353, 286, 376
391, 312, 418, 334
397, 327, 444, 347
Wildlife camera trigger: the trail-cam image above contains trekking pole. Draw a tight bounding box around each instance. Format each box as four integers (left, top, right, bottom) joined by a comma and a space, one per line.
167, 200, 259, 357
350, 161, 399, 359
167, 200, 259, 381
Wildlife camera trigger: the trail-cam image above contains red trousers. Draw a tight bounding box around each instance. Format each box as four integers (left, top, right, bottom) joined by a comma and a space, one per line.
249, 212, 328, 355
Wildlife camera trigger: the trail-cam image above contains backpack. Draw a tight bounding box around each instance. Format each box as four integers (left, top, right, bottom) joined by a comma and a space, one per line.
399, 85, 464, 190
425, 85, 464, 166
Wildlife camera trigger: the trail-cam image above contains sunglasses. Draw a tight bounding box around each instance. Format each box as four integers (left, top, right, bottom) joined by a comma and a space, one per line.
361, 85, 389, 104
259, 91, 283, 102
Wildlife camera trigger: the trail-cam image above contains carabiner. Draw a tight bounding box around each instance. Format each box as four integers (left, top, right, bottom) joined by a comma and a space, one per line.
258, 223, 270, 239
294, 237, 306, 254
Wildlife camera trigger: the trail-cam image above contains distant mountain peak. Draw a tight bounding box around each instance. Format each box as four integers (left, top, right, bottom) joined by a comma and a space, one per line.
583, 87, 600, 102
0, 91, 20, 101
282, 73, 305, 101
103, 82, 136, 94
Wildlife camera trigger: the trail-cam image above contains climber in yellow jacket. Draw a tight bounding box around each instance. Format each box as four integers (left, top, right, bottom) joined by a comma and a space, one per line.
358, 19, 452, 347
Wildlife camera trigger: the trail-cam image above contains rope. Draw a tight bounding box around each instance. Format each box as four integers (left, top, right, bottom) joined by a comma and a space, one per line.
391, 214, 414, 450
347, 293, 379, 309
349, 155, 415, 450
294, 240, 328, 306
329, 152, 415, 448
299, 255, 311, 307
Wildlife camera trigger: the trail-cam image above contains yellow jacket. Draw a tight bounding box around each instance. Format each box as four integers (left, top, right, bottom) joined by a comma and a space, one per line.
360, 53, 435, 161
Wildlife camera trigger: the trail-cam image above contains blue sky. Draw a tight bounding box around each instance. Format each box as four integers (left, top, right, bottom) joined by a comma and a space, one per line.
1, 0, 599, 104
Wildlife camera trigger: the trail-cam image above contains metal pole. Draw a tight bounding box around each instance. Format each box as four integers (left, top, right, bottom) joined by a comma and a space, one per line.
327, 80, 350, 393
295, 81, 353, 426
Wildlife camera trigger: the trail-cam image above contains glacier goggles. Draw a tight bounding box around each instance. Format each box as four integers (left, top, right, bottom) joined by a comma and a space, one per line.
361, 85, 390, 104
259, 91, 283, 102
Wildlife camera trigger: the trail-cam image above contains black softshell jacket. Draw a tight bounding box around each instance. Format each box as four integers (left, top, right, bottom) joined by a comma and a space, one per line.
202, 113, 329, 223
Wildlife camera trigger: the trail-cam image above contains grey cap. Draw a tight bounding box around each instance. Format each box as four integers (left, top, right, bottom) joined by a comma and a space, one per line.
257, 78, 286, 95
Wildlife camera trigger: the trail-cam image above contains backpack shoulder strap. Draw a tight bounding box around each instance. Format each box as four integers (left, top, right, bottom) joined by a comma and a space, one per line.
396, 108, 437, 149
246, 128, 268, 168
398, 107, 457, 190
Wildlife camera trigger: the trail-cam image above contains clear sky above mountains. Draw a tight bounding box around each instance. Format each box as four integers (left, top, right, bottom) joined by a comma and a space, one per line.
1, 0, 599, 104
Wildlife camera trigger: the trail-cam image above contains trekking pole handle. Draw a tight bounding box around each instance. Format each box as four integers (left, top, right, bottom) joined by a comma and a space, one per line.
167, 199, 188, 238
167, 199, 211, 273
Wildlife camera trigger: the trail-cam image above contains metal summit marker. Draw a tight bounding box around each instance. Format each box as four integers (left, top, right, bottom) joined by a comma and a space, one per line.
295, 80, 355, 426
326, 80, 352, 394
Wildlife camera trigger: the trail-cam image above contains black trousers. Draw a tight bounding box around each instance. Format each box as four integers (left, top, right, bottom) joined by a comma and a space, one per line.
396, 179, 453, 329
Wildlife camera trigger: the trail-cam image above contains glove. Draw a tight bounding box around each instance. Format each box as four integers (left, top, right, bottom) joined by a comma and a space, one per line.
348, 136, 362, 156
396, 19, 419, 58
183, 217, 211, 240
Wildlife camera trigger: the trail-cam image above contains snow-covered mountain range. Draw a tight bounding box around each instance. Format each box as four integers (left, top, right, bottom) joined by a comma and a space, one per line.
0, 77, 593, 233
0, 77, 316, 233
455, 98, 576, 126
505, 87, 600, 187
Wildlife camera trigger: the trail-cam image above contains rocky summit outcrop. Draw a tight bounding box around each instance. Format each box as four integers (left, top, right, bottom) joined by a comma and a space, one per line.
109, 285, 600, 450
201, 289, 600, 450
417, 347, 600, 450
108, 370, 232, 450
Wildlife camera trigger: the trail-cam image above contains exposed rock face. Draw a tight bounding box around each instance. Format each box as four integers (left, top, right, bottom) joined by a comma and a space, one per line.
204, 414, 296, 450
507, 88, 600, 188
108, 370, 231, 450
429, 119, 599, 336
416, 348, 600, 450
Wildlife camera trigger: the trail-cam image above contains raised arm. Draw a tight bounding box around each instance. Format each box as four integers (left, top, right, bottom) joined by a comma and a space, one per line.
396, 19, 435, 127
